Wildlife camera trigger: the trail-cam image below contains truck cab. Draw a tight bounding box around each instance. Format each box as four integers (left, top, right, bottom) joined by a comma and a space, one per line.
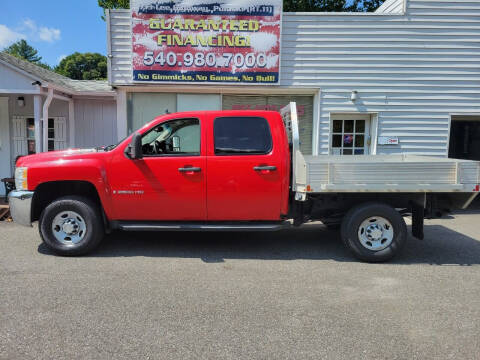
108, 110, 290, 222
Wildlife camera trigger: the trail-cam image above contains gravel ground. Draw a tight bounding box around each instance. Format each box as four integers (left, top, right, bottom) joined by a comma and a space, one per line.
1, 211, 479, 360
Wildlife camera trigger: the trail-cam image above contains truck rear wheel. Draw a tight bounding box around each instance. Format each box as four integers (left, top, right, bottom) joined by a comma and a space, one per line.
341, 202, 407, 262
39, 196, 104, 256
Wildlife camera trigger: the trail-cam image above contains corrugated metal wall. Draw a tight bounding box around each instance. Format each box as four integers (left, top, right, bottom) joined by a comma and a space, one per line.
108, 0, 480, 156
109, 9, 132, 86
74, 99, 117, 148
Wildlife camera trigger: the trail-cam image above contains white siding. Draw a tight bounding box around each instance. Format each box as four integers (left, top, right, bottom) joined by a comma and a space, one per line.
108, 0, 480, 156
109, 10, 132, 86
74, 99, 117, 148
375, 0, 405, 14
0, 62, 37, 92
54, 117, 67, 150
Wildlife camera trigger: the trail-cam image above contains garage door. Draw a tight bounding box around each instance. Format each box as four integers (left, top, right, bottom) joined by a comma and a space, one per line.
222, 95, 314, 155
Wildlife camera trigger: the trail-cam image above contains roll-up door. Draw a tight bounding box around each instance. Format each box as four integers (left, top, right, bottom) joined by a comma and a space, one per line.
128, 93, 177, 133
222, 95, 314, 155
177, 94, 221, 112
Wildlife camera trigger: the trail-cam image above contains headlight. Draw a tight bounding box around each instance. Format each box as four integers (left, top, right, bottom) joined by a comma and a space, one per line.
15, 167, 28, 190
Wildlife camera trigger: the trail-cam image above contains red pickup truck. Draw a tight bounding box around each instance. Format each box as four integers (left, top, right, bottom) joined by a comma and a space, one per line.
9, 103, 480, 262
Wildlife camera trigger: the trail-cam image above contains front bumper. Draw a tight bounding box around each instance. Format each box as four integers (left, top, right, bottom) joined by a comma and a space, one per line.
8, 190, 34, 227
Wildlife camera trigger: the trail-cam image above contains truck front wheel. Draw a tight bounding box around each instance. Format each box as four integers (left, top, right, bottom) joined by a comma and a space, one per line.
341, 203, 407, 262
39, 196, 104, 256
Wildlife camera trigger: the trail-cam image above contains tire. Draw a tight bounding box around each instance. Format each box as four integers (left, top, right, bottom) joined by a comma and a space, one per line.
341, 202, 407, 262
39, 196, 104, 256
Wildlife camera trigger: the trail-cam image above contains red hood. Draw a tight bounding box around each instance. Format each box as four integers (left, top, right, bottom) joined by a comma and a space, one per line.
16, 148, 101, 167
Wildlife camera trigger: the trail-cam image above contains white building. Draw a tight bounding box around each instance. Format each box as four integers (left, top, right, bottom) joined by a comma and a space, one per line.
108, 0, 480, 158
0, 53, 116, 195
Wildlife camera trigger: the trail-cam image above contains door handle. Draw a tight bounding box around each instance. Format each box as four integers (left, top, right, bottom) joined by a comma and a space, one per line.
253, 165, 277, 171
178, 167, 201, 173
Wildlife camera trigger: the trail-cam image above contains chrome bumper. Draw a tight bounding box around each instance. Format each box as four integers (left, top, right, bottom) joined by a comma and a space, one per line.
8, 190, 34, 227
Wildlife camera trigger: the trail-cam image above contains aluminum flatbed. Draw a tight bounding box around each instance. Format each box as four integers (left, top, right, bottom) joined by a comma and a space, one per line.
281, 103, 480, 207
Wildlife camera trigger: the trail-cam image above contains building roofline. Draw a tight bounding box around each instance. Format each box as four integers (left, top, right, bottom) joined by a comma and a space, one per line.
0, 52, 115, 96
0, 58, 42, 83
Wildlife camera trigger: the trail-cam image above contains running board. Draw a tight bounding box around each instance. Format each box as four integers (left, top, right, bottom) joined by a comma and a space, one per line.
113, 221, 291, 232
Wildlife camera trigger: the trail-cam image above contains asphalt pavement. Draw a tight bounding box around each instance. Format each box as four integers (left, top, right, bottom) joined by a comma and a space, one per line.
1, 211, 479, 359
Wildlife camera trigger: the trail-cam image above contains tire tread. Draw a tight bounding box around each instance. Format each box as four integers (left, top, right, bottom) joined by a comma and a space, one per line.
341, 202, 407, 262
39, 196, 104, 256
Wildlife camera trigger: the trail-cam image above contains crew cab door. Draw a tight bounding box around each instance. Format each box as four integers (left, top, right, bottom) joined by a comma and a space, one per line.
109, 117, 206, 221
206, 113, 287, 220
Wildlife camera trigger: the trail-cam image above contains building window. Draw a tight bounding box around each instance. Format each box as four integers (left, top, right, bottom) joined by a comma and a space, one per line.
25, 118, 57, 153
47, 118, 56, 151
13, 116, 67, 161
331, 115, 371, 155
26, 118, 35, 154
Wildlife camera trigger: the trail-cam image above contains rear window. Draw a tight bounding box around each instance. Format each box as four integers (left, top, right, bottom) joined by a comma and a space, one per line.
214, 116, 272, 155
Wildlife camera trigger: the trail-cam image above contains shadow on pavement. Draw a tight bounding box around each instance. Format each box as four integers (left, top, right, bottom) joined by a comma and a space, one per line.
38, 223, 480, 266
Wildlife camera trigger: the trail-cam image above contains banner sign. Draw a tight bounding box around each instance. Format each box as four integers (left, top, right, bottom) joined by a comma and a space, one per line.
131, 0, 282, 84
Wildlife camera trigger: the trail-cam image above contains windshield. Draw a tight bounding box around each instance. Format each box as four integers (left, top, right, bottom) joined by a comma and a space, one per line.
142, 124, 173, 145
100, 119, 179, 152
141, 119, 200, 156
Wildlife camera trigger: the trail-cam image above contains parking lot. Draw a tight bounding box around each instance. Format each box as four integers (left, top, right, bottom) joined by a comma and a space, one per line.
1, 210, 479, 360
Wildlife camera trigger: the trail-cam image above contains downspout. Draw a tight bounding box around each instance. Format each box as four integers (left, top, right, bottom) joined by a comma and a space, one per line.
68, 99, 75, 148
42, 87, 54, 153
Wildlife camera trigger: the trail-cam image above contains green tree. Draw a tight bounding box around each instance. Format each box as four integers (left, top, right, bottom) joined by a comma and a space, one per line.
55, 52, 107, 80
284, 0, 348, 11
98, 0, 384, 14
354, 0, 385, 12
3, 39, 42, 63
98, 0, 129, 20
284, 0, 384, 12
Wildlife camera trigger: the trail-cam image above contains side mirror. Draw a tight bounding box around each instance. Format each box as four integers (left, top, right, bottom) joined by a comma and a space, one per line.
125, 132, 143, 160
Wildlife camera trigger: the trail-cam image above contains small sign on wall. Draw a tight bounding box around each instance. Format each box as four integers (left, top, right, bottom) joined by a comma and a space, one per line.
378, 136, 399, 145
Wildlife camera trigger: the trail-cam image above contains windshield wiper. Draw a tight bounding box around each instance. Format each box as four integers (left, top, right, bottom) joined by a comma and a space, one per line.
104, 144, 117, 151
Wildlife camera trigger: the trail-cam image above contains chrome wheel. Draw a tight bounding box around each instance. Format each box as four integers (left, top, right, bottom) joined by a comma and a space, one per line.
357, 216, 394, 251
51, 211, 87, 245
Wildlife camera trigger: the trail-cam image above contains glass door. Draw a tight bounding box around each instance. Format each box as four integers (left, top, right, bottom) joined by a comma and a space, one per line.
24, 117, 59, 154
26, 117, 36, 154
331, 114, 371, 155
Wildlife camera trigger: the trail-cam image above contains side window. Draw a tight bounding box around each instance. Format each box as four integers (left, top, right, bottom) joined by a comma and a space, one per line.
214, 116, 272, 155
141, 118, 200, 156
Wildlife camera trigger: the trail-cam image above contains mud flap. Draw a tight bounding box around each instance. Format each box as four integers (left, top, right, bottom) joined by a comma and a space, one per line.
411, 201, 424, 240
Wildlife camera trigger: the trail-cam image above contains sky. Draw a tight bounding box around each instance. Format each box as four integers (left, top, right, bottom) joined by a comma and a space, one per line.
0, 0, 108, 67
